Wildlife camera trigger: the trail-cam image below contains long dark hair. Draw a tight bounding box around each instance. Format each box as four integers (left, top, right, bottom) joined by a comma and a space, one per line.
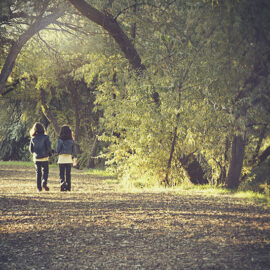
30, 122, 45, 137
59, 125, 73, 141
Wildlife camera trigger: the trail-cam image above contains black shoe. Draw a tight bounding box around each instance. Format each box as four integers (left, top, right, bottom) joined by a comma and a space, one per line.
60, 182, 67, 191
42, 181, 49, 191
43, 185, 49, 191
37, 188, 42, 192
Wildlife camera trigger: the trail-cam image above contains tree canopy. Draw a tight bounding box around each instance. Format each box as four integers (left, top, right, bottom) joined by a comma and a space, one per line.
0, 0, 270, 191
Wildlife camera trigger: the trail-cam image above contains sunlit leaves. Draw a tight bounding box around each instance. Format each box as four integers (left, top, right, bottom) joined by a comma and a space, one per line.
0, 0, 269, 188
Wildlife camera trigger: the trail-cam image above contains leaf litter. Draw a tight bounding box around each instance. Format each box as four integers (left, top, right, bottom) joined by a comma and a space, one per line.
0, 164, 270, 270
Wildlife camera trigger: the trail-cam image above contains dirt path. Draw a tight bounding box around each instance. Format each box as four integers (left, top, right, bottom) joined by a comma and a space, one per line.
0, 164, 270, 270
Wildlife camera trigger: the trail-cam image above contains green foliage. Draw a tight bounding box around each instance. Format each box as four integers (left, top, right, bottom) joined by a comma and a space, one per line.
0, 100, 30, 161
0, 160, 33, 166
92, 1, 218, 184
89, 0, 270, 189
1, 0, 270, 191
239, 157, 270, 194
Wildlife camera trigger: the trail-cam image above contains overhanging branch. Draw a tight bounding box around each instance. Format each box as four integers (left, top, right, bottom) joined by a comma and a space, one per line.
0, 8, 64, 95
68, 0, 145, 71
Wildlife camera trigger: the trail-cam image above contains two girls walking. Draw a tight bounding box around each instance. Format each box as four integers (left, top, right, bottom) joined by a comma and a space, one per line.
29, 123, 77, 192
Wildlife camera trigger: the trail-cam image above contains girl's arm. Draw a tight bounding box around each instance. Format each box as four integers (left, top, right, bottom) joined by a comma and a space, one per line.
72, 141, 78, 166
56, 139, 63, 153
72, 141, 77, 157
46, 136, 52, 155
29, 139, 34, 153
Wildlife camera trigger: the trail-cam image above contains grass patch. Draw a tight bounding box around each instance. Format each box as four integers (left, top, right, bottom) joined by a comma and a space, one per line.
0, 160, 58, 168
233, 191, 270, 205
121, 181, 270, 206
172, 184, 270, 206
84, 168, 116, 178
182, 185, 270, 205
0, 160, 33, 167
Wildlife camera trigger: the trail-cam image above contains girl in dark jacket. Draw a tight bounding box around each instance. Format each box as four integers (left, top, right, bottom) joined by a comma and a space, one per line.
56, 125, 77, 191
29, 122, 52, 192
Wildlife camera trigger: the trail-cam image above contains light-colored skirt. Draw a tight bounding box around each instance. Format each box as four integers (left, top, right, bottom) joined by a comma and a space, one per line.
58, 154, 73, 164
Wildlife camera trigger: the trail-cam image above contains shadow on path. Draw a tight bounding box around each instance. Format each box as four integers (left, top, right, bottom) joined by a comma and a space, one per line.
0, 164, 270, 269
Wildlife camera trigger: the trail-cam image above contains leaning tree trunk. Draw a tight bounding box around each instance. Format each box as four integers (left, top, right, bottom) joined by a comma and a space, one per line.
68, 0, 145, 71
163, 126, 178, 186
179, 153, 208, 185
251, 125, 267, 164
226, 134, 245, 189
0, 9, 63, 94
163, 129, 209, 186
258, 145, 270, 165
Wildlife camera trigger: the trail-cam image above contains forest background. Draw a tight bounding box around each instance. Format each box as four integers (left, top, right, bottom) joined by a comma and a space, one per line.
0, 0, 270, 194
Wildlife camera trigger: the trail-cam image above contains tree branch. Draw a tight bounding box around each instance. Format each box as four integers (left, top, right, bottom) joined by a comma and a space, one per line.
114, 1, 176, 20
0, 8, 64, 95
68, 0, 145, 71
114, 2, 158, 20
37, 32, 59, 54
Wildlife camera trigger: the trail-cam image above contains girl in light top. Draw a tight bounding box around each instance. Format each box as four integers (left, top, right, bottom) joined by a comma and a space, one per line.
56, 125, 77, 191
29, 122, 52, 192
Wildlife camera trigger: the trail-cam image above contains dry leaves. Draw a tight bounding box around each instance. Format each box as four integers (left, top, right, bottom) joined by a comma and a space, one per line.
0, 164, 270, 269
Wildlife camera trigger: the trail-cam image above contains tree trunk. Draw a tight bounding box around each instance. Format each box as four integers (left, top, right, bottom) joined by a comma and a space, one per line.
179, 153, 208, 185
88, 135, 99, 168
258, 145, 270, 165
0, 9, 63, 94
252, 125, 267, 165
217, 166, 227, 186
68, 0, 145, 71
217, 137, 230, 185
163, 126, 178, 186
40, 89, 60, 134
226, 135, 245, 189
68, 0, 161, 106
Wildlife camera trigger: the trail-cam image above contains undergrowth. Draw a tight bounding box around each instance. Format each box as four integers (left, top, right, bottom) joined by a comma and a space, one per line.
1, 160, 269, 206
120, 181, 270, 206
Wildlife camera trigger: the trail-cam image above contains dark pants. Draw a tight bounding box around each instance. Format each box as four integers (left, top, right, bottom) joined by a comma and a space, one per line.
59, 164, 72, 191
35, 161, 49, 191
